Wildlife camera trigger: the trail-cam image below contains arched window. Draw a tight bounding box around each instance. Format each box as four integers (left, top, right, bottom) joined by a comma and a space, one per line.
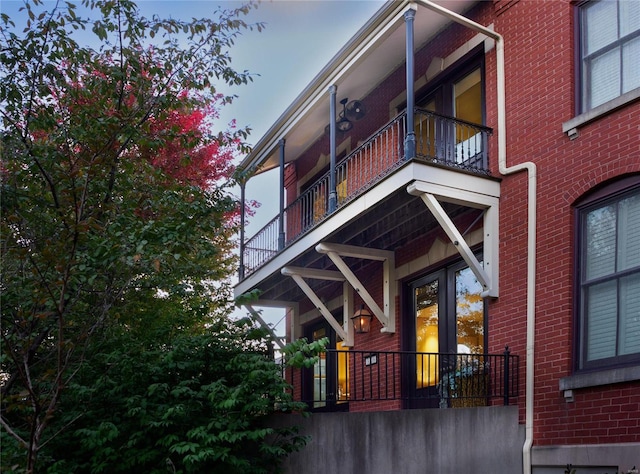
575, 174, 640, 371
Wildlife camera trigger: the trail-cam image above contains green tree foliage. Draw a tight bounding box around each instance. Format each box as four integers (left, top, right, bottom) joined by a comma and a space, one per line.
33, 318, 308, 473
0, 1, 308, 472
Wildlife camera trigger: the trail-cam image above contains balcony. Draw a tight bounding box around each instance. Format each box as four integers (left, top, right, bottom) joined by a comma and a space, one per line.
283, 348, 518, 411
241, 109, 492, 279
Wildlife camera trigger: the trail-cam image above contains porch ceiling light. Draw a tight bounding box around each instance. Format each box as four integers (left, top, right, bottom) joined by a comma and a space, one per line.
326, 98, 366, 135
336, 98, 353, 132
352, 305, 372, 334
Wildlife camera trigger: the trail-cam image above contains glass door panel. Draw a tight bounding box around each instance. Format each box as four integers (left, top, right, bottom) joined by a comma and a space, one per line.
312, 327, 327, 408
455, 266, 485, 355
415, 278, 440, 388
336, 340, 350, 402
304, 315, 350, 411
453, 68, 482, 164
405, 260, 486, 408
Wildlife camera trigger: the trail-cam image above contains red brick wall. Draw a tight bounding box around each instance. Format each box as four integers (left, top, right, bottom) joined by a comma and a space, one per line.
285, 0, 640, 447
492, 0, 640, 446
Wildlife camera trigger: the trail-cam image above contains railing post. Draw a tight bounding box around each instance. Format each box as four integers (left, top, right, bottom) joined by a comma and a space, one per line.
503, 345, 510, 406
278, 138, 286, 251
404, 7, 416, 160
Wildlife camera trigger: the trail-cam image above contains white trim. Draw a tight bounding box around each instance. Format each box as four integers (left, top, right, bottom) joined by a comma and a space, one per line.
562, 87, 640, 135
234, 161, 500, 298
281, 266, 344, 281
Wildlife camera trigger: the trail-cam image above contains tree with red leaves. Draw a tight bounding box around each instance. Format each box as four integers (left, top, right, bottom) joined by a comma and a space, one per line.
1, 2, 302, 473
148, 104, 234, 189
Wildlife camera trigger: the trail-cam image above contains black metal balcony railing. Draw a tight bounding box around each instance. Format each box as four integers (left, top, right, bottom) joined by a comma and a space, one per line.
242, 110, 492, 277
414, 108, 491, 172
284, 349, 518, 409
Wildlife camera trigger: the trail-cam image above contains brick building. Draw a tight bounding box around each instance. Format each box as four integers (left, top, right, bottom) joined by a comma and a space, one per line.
234, 1, 640, 473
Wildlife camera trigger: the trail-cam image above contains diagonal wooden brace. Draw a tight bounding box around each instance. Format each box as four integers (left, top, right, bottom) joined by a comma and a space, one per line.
315, 243, 396, 333
281, 266, 353, 345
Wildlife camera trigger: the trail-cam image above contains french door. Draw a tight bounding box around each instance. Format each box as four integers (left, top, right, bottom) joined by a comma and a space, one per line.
405, 260, 485, 407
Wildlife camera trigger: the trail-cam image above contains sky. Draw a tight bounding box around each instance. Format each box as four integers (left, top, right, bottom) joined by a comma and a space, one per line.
1, 0, 386, 339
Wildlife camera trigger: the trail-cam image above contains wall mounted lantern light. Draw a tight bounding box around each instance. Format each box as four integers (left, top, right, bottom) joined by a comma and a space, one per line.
352, 305, 372, 334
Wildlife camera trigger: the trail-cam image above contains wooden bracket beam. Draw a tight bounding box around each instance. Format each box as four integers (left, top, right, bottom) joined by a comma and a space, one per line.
407, 180, 499, 297
316, 243, 396, 333
244, 304, 285, 350
281, 266, 353, 345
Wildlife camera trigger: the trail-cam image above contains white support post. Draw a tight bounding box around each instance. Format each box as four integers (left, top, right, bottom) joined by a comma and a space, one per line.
382, 254, 396, 333
482, 201, 499, 297
343, 281, 355, 347
290, 305, 301, 342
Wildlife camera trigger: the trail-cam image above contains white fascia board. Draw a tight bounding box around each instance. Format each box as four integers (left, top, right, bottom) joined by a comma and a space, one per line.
407, 172, 501, 205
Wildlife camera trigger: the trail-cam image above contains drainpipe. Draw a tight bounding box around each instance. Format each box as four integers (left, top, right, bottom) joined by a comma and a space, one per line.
413, 3, 537, 473
328, 85, 338, 213
278, 138, 286, 251
494, 32, 537, 474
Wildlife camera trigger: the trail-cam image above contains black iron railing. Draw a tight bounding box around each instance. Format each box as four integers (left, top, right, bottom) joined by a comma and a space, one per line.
414, 108, 491, 173
241, 110, 492, 277
283, 348, 518, 409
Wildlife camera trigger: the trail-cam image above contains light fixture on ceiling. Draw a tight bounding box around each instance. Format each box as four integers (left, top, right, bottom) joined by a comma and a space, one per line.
326, 98, 367, 135
336, 98, 353, 132
351, 304, 372, 334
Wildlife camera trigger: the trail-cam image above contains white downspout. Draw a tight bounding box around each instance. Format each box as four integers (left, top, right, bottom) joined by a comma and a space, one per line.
495, 37, 537, 474
414, 3, 537, 473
